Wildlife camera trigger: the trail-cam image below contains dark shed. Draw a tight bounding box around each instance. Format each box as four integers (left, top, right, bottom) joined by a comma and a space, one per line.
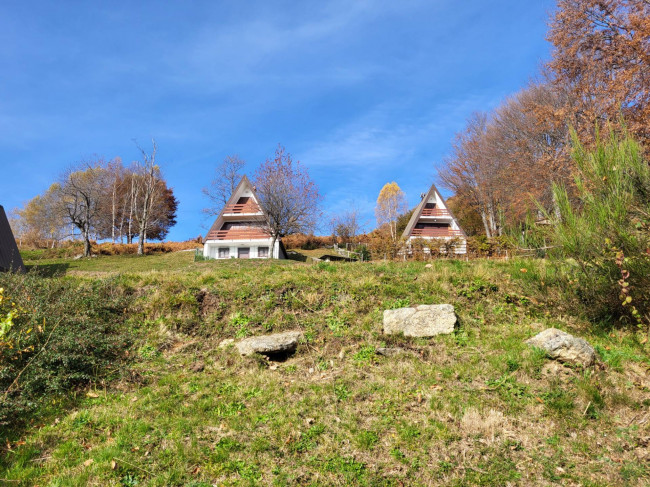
0, 205, 25, 273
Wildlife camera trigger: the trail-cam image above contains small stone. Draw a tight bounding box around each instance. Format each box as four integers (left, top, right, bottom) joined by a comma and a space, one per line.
383, 304, 457, 337
190, 361, 205, 373
376, 347, 405, 357
236, 330, 303, 357
425, 264, 433, 268
526, 328, 596, 367
218, 339, 235, 349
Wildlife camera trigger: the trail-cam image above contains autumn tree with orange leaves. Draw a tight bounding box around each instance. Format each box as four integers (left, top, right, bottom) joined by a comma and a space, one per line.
440, 83, 576, 236
441, 1, 650, 238
547, 0, 650, 146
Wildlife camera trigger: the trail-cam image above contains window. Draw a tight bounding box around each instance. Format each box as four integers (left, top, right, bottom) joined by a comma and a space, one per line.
218, 247, 229, 258
258, 246, 269, 258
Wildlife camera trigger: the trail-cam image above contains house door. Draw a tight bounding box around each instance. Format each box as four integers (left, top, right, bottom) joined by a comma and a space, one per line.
238, 247, 250, 259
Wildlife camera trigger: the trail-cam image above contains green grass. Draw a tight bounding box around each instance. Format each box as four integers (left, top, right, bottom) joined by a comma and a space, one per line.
23, 250, 251, 275
2, 252, 649, 486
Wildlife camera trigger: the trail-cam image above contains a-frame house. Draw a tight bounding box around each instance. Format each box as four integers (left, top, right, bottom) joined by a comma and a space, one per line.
401, 183, 467, 255
0, 205, 25, 273
203, 176, 286, 260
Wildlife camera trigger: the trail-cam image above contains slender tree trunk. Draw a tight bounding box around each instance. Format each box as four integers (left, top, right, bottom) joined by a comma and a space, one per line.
128, 177, 136, 245
83, 204, 91, 257
111, 180, 117, 243
137, 191, 149, 255
137, 191, 151, 255
551, 182, 562, 221
138, 229, 146, 255
82, 223, 91, 257
480, 209, 492, 238
486, 200, 498, 237
270, 234, 278, 259
118, 205, 125, 244
83, 233, 90, 257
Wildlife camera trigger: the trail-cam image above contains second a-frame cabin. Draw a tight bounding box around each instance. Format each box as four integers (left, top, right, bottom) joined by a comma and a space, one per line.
203, 176, 286, 259
0, 205, 25, 273
401, 183, 467, 255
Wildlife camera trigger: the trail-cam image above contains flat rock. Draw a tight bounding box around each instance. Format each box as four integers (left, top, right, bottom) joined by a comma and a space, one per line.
236, 330, 303, 356
383, 304, 456, 337
376, 347, 406, 357
526, 328, 595, 366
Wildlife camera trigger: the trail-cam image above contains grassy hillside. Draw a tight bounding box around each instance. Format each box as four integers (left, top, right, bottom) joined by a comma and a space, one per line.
1, 252, 648, 486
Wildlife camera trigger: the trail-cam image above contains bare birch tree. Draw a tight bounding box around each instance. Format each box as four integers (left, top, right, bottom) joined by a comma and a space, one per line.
134, 139, 162, 255
107, 157, 124, 243
253, 145, 321, 258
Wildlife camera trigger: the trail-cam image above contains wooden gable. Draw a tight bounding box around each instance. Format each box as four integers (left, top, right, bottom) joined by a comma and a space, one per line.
401, 183, 466, 239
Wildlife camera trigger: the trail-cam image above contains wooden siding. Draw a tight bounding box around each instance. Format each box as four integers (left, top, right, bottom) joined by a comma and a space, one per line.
207, 228, 270, 240
420, 208, 451, 217
410, 228, 464, 237
222, 202, 262, 214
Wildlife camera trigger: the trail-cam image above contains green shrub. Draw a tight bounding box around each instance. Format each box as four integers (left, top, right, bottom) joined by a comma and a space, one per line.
356, 244, 371, 261
549, 128, 650, 328
0, 273, 132, 435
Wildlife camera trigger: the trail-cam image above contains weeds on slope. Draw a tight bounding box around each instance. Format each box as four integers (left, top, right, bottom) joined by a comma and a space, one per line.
1, 256, 648, 485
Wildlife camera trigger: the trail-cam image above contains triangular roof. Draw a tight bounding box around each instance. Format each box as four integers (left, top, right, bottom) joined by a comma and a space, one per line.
402, 183, 466, 239
0, 205, 25, 273
205, 175, 269, 240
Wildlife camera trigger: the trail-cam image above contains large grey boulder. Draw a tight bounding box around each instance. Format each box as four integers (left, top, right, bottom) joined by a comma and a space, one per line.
525, 328, 596, 366
236, 330, 303, 356
383, 304, 457, 337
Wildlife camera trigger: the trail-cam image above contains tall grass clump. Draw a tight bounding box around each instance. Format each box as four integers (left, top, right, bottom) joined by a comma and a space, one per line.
550, 128, 650, 329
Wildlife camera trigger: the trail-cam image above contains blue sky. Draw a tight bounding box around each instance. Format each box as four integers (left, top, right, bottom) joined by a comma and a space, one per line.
0, 0, 555, 239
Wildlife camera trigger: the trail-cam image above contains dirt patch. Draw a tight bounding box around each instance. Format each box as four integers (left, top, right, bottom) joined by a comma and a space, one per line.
195, 289, 222, 317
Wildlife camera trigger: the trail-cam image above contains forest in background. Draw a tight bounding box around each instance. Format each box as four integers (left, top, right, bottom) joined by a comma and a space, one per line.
442, 0, 648, 239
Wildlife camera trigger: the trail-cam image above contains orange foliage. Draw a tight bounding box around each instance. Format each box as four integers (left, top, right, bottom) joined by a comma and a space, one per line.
548, 0, 650, 147
282, 234, 334, 250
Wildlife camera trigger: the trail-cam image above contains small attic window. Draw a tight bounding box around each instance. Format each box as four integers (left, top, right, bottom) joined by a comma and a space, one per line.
424, 202, 436, 209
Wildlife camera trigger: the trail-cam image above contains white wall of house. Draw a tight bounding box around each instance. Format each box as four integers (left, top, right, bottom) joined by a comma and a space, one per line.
203, 239, 284, 259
